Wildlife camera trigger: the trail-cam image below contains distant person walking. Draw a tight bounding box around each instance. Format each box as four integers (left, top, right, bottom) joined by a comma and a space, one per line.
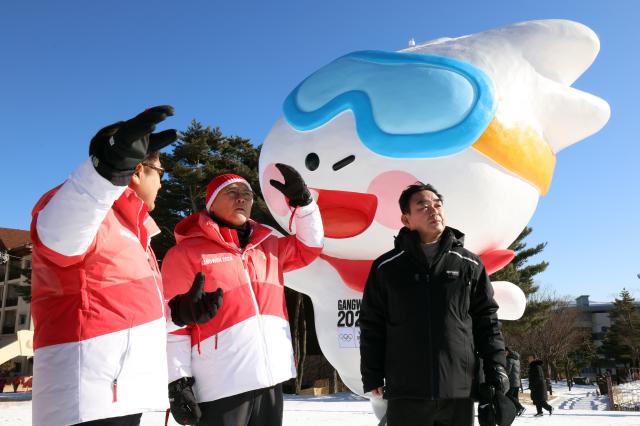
505, 348, 525, 416
528, 359, 553, 417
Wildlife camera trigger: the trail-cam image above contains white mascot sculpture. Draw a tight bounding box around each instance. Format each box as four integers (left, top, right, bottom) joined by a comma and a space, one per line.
259, 19, 609, 417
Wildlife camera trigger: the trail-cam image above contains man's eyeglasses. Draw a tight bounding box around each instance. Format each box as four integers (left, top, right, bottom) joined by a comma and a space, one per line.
141, 163, 165, 179
223, 189, 254, 201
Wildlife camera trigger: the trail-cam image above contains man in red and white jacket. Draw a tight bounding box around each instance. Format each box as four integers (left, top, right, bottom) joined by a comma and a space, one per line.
30, 106, 222, 426
162, 166, 323, 426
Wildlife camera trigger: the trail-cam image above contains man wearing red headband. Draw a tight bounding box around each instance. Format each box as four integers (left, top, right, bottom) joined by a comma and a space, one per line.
162, 164, 323, 426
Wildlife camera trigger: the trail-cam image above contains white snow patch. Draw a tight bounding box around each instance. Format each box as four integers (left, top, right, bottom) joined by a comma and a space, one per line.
3, 381, 640, 425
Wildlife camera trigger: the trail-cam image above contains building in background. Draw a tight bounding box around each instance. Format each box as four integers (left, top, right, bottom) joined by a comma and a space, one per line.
0, 227, 32, 376
573, 295, 615, 345
571, 295, 640, 380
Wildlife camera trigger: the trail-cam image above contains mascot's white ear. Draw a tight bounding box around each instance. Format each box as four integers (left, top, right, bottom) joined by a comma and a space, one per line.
492, 281, 526, 320
538, 81, 610, 153
406, 19, 610, 154
501, 20, 611, 153
501, 19, 600, 86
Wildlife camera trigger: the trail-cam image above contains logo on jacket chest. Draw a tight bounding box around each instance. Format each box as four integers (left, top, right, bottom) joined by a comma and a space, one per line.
201, 255, 234, 266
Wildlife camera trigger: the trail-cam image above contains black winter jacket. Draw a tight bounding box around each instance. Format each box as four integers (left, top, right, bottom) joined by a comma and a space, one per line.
359, 226, 506, 400
528, 359, 548, 402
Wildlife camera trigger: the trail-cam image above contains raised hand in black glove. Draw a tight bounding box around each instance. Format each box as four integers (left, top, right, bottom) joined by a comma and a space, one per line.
168, 377, 201, 425
269, 163, 312, 207
168, 273, 223, 327
89, 105, 180, 186
477, 382, 517, 426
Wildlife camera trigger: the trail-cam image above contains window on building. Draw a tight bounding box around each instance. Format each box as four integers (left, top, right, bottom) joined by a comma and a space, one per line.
2, 310, 16, 334
18, 314, 26, 326
0, 263, 6, 280
8, 259, 22, 281
5, 284, 18, 307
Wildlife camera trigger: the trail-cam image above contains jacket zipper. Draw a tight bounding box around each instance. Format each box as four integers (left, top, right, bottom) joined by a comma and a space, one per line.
424, 244, 452, 399
112, 379, 118, 403
144, 235, 165, 317
112, 324, 133, 403
241, 252, 274, 384
150, 263, 165, 317
132, 206, 165, 318
424, 272, 436, 399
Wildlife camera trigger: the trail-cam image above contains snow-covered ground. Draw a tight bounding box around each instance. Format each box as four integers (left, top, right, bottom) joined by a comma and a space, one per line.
3, 381, 640, 425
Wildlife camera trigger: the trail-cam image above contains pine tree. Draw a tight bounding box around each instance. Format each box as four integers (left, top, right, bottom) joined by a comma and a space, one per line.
600, 289, 640, 367
491, 227, 548, 296
490, 227, 551, 341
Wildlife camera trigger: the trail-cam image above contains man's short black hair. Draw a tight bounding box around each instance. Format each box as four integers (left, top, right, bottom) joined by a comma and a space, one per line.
398, 182, 443, 214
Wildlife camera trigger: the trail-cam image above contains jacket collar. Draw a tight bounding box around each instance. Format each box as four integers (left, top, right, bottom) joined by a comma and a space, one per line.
394, 226, 465, 252
112, 187, 160, 250
393, 226, 465, 268
175, 211, 273, 253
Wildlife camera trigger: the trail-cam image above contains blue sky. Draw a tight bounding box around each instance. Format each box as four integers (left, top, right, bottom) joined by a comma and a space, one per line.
1, 0, 638, 301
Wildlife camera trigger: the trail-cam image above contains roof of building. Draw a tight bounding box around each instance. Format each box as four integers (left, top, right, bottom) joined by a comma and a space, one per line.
0, 227, 31, 252
569, 296, 640, 313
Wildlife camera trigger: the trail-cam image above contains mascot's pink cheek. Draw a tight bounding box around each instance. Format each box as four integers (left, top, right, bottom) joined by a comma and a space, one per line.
367, 170, 419, 229
262, 163, 290, 217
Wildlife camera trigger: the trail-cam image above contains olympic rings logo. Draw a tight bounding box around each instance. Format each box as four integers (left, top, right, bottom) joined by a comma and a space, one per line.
339, 333, 354, 341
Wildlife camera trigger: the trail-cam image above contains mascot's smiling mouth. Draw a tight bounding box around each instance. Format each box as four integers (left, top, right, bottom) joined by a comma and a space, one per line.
313, 189, 378, 238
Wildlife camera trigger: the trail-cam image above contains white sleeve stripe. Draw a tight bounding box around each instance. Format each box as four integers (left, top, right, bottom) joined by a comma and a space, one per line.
377, 251, 405, 270
293, 200, 324, 248
447, 250, 479, 266
37, 159, 127, 257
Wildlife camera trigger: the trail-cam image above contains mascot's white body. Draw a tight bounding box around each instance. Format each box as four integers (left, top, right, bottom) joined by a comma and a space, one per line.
258, 19, 610, 412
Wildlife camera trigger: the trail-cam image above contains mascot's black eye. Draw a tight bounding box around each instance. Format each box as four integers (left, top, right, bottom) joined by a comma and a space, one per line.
305, 153, 320, 171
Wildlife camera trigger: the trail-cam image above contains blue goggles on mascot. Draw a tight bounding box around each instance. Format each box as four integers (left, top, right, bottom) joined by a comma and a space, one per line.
283, 50, 497, 158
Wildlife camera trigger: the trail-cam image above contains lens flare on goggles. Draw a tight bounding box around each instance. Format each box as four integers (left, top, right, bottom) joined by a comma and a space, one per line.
283, 50, 497, 158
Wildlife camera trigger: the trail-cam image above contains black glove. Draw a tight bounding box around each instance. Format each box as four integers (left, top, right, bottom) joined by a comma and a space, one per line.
89, 105, 180, 185
477, 383, 517, 426
269, 163, 312, 207
484, 363, 510, 394
168, 377, 201, 425
168, 273, 223, 327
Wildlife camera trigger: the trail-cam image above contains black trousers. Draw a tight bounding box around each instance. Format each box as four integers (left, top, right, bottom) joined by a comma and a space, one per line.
198, 384, 283, 426
534, 400, 553, 414
386, 398, 474, 426
506, 387, 524, 411
73, 413, 142, 426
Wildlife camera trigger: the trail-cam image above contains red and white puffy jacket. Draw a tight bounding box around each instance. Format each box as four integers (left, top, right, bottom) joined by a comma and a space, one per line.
162, 203, 323, 403
30, 160, 168, 426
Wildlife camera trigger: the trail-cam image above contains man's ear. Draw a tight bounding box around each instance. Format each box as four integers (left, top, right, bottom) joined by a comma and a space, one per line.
401, 214, 409, 227
129, 163, 144, 187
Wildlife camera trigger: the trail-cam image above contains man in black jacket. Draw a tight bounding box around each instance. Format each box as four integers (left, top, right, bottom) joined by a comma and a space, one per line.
359, 182, 509, 426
